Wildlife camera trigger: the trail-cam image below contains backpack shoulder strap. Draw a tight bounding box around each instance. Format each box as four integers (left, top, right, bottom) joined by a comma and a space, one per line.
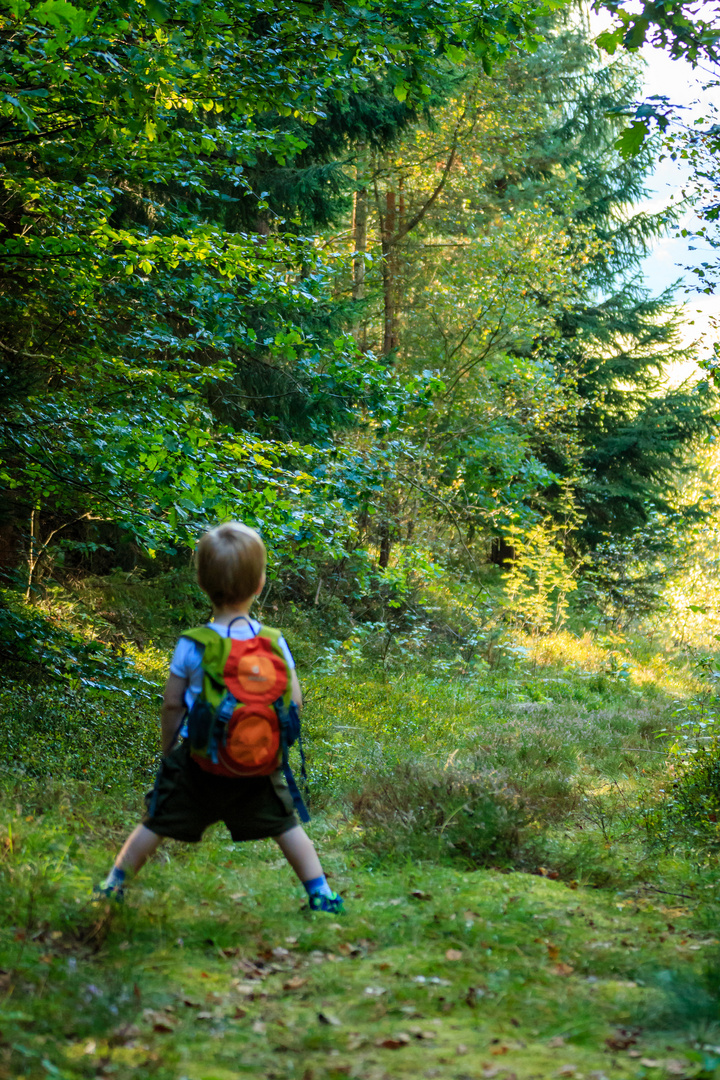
181, 627, 232, 682
257, 624, 285, 651
182, 626, 221, 648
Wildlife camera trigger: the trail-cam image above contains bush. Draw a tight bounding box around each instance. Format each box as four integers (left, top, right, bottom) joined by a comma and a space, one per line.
0, 684, 160, 800
350, 759, 527, 868
663, 738, 720, 846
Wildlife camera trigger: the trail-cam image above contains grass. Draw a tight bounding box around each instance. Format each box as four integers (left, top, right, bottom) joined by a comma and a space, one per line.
2, 807, 719, 1080
2, 577, 720, 1078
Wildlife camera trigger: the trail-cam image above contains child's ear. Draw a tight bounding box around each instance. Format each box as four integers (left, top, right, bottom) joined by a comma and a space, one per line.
255, 571, 266, 596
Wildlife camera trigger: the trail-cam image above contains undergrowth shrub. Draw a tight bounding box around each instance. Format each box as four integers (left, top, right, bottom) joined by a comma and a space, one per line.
659, 738, 720, 847
0, 685, 160, 798
350, 760, 527, 868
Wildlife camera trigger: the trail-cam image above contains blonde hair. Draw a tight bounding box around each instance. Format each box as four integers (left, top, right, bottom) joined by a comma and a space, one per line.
195, 522, 266, 606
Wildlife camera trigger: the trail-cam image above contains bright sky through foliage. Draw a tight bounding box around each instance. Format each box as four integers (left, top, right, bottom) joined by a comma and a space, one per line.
590, 2, 718, 362
639, 43, 717, 358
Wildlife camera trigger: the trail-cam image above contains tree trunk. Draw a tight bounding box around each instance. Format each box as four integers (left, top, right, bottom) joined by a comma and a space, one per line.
381, 190, 398, 356
26, 503, 40, 600
352, 187, 367, 301
351, 186, 368, 347
378, 519, 392, 568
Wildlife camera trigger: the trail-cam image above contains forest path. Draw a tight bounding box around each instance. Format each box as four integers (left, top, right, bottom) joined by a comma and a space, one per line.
1, 820, 710, 1080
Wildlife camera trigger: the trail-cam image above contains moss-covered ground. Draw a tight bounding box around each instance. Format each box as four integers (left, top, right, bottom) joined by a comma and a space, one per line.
2, 581, 720, 1079
2, 814, 719, 1080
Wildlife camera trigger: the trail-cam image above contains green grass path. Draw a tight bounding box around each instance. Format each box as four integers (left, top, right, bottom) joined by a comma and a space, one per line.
1, 817, 714, 1080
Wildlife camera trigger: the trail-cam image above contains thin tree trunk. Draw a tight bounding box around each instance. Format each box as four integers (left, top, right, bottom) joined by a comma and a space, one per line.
381, 190, 397, 356
351, 185, 368, 347
378, 519, 392, 568
352, 188, 367, 301
26, 503, 40, 600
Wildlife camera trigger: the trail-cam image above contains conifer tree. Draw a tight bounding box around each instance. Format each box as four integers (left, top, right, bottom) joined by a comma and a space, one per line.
491, 25, 720, 545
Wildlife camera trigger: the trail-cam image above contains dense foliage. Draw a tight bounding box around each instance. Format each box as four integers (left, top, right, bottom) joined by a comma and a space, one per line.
1, 0, 719, 666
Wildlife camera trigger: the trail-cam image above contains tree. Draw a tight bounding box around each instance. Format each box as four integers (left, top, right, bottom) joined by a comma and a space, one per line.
481, 21, 720, 545
0, 0, 559, 593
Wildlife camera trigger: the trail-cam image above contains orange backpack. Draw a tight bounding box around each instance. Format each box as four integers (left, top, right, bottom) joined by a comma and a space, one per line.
182, 621, 309, 821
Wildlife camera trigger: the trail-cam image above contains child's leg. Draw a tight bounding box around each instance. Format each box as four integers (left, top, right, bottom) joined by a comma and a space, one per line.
274, 824, 323, 882
116, 824, 163, 873
274, 825, 342, 910
97, 825, 163, 897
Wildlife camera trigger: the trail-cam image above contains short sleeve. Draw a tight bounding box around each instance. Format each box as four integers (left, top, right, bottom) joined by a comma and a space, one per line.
278, 635, 295, 670
169, 636, 204, 679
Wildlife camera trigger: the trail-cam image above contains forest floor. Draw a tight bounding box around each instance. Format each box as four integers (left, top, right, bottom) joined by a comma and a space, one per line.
2, 578, 720, 1080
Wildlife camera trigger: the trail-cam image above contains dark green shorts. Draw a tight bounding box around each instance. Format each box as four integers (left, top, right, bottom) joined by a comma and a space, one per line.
143, 740, 299, 843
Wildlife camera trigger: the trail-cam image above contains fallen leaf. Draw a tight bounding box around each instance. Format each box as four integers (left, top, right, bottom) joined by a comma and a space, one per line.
627, 1050, 642, 1059
548, 1036, 566, 1048
142, 1009, 175, 1034
230, 891, 246, 901
666, 1061, 689, 1076
252, 1020, 266, 1034
456, 1044, 468, 1055
552, 963, 574, 976
547, 943, 560, 961
639, 1060, 660, 1068
376, 1033, 411, 1049
466, 986, 485, 1007
318, 1012, 342, 1026
110, 1023, 140, 1045
557, 1067, 576, 1078
445, 948, 463, 961
490, 1045, 509, 1056
272, 947, 290, 959
481, 1068, 499, 1078
605, 1029, 639, 1051
283, 976, 308, 990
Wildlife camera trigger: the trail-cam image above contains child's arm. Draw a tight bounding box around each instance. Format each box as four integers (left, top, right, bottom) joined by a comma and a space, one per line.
160, 673, 188, 755
290, 668, 303, 710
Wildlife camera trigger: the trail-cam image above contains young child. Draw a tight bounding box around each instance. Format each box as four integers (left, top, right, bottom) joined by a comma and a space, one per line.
96, 521, 343, 913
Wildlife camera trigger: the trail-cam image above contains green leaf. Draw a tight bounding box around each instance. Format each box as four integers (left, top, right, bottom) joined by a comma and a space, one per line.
614, 120, 649, 159
594, 29, 620, 55
145, 0, 169, 24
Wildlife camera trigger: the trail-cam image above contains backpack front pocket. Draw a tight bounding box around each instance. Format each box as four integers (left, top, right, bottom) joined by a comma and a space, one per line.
220, 703, 280, 775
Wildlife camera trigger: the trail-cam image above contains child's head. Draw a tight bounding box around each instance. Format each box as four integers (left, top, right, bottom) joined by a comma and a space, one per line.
195, 522, 266, 608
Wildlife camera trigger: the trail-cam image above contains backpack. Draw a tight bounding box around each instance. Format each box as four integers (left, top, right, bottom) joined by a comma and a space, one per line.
181, 619, 309, 822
